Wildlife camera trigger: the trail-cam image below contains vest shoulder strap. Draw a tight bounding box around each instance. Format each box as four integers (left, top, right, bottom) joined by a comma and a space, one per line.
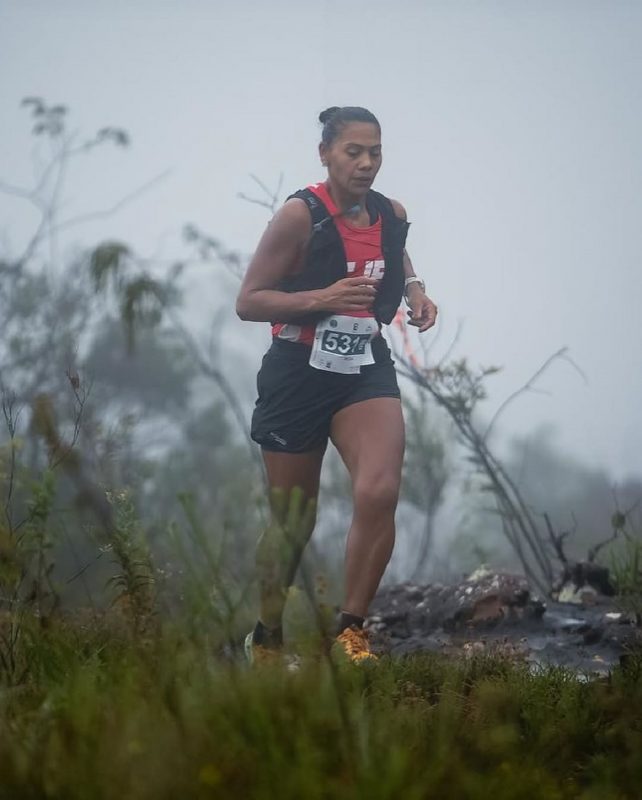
287, 186, 405, 234
286, 188, 331, 230
367, 189, 398, 223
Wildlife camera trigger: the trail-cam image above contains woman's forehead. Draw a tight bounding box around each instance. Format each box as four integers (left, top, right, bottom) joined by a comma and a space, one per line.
333, 121, 381, 146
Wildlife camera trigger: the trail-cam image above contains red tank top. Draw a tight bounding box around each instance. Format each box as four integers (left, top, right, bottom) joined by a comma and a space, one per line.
272, 182, 384, 346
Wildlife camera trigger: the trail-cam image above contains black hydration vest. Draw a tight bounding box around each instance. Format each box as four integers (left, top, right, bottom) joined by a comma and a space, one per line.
274, 187, 410, 326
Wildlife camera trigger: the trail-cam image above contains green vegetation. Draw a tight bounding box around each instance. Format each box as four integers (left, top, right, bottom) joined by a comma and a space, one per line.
609, 526, 642, 626
2, 97, 642, 798
0, 613, 640, 799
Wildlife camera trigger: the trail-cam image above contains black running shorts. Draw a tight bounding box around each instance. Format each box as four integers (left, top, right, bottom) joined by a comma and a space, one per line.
250, 335, 401, 453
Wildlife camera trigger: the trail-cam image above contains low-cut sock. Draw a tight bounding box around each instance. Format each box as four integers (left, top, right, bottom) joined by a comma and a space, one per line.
337, 611, 365, 636
252, 619, 283, 649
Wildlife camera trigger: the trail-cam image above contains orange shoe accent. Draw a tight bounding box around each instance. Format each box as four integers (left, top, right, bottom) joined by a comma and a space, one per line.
244, 633, 301, 671
244, 632, 281, 666
254, 644, 284, 665
333, 625, 378, 663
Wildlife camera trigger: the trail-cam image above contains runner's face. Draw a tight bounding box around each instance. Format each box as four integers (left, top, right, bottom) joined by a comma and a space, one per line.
320, 122, 382, 198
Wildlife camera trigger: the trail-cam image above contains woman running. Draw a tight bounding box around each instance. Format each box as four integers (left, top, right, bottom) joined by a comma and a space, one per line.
236, 106, 437, 664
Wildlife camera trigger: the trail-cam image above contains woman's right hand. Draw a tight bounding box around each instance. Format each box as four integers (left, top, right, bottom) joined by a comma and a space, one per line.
317, 276, 378, 314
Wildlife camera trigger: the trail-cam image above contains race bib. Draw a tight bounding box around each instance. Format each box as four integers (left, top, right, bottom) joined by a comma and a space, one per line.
309, 315, 377, 374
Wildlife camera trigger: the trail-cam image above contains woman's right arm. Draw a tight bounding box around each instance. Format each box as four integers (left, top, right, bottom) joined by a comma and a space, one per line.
236, 199, 377, 322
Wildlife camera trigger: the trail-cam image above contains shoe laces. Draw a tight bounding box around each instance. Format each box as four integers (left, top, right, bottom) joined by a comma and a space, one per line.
336, 625, 376, 659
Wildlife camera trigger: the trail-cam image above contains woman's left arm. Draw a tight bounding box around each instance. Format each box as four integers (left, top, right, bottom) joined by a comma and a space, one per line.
390, 199, 439, 333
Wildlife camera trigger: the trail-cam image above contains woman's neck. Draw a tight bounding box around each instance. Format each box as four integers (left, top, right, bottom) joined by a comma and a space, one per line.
324, 180, 366, 214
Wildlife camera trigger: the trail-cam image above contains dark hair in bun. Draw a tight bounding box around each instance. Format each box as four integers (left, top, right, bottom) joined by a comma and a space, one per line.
318, 106, 380, 146
319, 106, 341, 125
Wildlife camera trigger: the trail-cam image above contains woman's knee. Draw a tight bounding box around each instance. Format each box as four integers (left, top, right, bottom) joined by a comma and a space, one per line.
268, 486, 318, 533
353, 473, 401, 517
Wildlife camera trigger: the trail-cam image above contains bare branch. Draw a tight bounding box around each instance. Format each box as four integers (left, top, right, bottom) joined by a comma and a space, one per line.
13, 133, 72, 268
238, 172, 283, 215
483, 347, 569, 443
65, 548, 107, 585
436, 319, 464, 368
236, 192, 276, 211
0, 180, 44, 206
53, 169, 172, 234
558, 351, 589, 385
1, 389, 23, 536
249, 173, 274, 198
48, 369, 92, 470
588, 488, 642, 560
587, 528, 620, 564
393, 337, 560, 593
542, 512, 573, 566
165, 308, 263, 477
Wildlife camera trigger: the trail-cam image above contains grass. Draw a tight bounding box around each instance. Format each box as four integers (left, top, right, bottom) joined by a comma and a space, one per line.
0, 614, 641, 799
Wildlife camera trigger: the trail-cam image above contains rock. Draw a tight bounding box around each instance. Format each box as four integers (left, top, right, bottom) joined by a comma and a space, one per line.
582, 626, 604, 645
441, 571, 545, 632
370, 570, 546, 636
557, 583, 600, 605
369, 567, 635, 677
557, 584, 583, 604
553, 561, 616, 601
466, 564, 494, 582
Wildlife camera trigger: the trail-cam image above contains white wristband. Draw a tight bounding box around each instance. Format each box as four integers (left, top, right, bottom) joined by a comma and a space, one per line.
404, 276, 425, 297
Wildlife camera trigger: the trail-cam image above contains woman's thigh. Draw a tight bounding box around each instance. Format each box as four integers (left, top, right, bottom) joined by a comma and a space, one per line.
329, 397, 405, 492
262, 445, 326, 501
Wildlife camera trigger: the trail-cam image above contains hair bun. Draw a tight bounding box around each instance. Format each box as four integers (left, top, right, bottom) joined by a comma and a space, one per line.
319, 106, 341, 124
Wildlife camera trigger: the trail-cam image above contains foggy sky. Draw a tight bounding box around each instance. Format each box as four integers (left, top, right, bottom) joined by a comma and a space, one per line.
1, 0, 641, 481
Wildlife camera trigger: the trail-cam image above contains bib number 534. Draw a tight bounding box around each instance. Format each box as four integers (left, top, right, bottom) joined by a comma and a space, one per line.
322, 331, 368, 356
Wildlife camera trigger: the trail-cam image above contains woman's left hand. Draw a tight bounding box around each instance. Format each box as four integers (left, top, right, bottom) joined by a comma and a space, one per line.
406, 287, 438, 332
